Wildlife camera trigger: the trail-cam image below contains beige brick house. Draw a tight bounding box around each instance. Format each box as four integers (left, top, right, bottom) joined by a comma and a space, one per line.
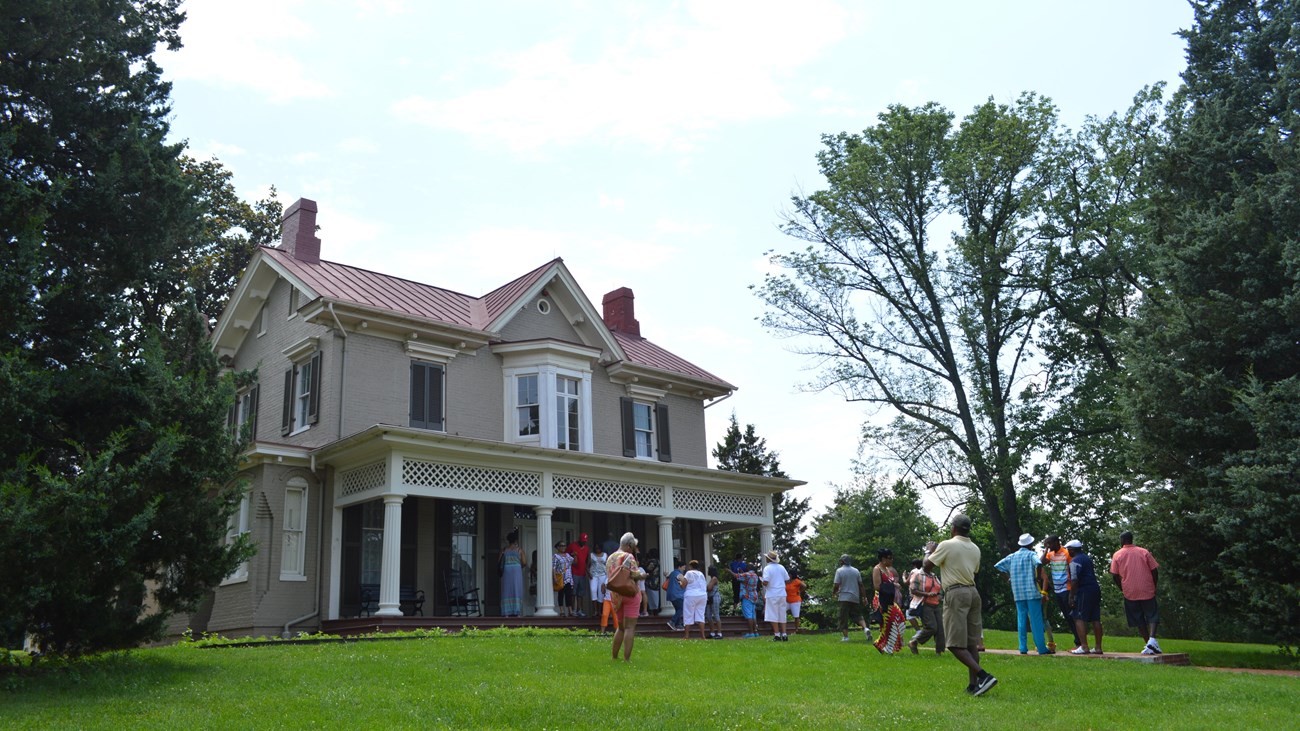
195, 198, 801, 637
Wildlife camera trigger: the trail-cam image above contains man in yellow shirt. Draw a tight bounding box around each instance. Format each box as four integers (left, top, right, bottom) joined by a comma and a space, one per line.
925, 514, 997, 696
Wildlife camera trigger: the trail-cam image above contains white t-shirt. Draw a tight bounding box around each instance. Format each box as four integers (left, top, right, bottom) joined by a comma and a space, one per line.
683, 569, 708, 597
761, 563, 789, 598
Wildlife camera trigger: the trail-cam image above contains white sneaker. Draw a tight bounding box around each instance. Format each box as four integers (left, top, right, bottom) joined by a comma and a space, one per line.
1147, 639, 1162, 654
1069, 646, 1088, 655
1141, 646, 1156, 655
841, 636, 850, 642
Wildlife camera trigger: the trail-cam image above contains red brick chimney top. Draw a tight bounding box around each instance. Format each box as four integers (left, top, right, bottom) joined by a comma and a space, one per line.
281, 198, 320, 264
602, 287, 640, 338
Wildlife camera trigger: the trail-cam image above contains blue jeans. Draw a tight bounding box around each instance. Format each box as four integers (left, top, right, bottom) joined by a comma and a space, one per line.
671, 598, 683, 627
1015, 597, 1049, 653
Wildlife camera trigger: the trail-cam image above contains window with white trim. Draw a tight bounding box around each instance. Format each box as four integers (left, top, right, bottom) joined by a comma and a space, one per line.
256, 305, 266, 336
620, 397, 672, 462
228, 384, 259, 441
222, 490, 251, 585
556, 375, 580, 451
632, 401, 654, 458
516, 374, 540, 439
281, 479, 307, 580
281, 350, 321, 436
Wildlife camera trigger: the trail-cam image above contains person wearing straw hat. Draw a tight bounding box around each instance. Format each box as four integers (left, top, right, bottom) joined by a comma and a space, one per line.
925, 514, 997, 696
995, 533, 1052, 655
760, 549, 791, 641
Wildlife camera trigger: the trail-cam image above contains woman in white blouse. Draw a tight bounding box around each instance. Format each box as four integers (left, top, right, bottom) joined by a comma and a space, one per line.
678, 559, 709, 640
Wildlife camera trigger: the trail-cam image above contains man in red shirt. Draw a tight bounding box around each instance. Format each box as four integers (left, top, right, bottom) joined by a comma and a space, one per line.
1109, 530, 1162, 654
567, 533, 592, 618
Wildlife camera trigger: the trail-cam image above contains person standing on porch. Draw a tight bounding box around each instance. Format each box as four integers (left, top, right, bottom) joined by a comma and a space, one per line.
553, 542, 575, 618
608, 532, 647, 661
590, 544, 610, 631
680, 559, 708, 639
705, 564, 724, 639
641, 549, 660, 617
498, 531, 527, 617
665, 558, 686, 631
567, 533, 591, 618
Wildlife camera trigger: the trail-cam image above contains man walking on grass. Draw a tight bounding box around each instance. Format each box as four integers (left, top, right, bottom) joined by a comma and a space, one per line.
925, 514, 997, 696
994, 533, 1052, 655
1109, 530, 1162, 655
833, 554, 872, 643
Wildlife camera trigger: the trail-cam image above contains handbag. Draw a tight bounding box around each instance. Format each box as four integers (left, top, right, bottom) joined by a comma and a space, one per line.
607, 560, 638, 598
553, 571, 564, 591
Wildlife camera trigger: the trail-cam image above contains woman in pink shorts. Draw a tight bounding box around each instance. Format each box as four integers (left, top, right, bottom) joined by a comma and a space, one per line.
607, 532, 647, 661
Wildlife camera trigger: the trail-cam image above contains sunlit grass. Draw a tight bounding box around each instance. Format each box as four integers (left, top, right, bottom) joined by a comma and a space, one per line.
2, 630, 1296, 729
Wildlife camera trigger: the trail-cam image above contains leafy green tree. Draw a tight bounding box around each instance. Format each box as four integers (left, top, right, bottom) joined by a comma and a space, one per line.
0, 0, 252, 656
757, 95, 1062, 554
1124, 0, 1300, 650
711, 414, 809, 577
803, 469, 936, 609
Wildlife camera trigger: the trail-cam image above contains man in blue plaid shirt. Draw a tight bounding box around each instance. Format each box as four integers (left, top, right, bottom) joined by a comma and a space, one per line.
995, 533, 1052, 655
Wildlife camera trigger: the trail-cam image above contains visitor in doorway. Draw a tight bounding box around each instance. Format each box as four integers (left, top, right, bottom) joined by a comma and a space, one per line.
498, 530, 527, 617
567, 533, 591, 617
680, 559, 708, 639
664, 558, 686, 631
607, 532, 647, 661
642, 548, 660, 617
705, 564, 724, 639
553, 541, 574, 618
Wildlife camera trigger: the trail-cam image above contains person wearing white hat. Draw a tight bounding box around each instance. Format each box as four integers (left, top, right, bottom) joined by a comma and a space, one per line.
994, 533, 1052, 655
1066, 540, 1104, 654
760, 550, 790, 641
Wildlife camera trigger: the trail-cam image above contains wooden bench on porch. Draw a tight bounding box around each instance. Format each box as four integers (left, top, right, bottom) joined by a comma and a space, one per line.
358, 583, 426, 617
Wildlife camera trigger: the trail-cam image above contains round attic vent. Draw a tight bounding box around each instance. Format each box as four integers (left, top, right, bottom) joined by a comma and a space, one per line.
537, 298, 551, 314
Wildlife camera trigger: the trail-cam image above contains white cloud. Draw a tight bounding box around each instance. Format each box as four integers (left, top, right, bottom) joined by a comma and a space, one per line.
165, 0, 334, 102
598, 193, 626, 211
392, 0, 856, 150
338, 137, 379, 154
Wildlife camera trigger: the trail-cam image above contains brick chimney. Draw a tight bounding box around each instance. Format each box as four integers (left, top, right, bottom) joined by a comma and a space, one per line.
280, 198, 320, 264
602, 287, 640, 337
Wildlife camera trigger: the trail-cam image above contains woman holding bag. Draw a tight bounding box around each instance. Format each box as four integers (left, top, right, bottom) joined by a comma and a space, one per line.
606, 532, 647, 662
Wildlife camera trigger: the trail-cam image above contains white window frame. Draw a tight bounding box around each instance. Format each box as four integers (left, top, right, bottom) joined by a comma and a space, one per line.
280, 478, 308, 581
256, 304, 266, 337
632, 400, 655, 459
499, 353, 594, 452
288, 287, 299, 319
222, 490, 251, 585
293, 357, 314, 435
556, 375, 581, 451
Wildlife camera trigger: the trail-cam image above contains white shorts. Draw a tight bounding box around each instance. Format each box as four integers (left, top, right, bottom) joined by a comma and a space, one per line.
789, 601, 801, 618
684, 594, 707, 625
590, 576, 607, 602
764, 595, 788, 623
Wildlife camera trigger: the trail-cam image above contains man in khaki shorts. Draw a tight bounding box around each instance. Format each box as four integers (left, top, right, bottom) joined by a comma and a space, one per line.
925, 514, 997, 696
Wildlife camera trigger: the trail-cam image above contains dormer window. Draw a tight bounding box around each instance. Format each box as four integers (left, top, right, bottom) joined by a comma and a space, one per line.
494, 340, 599, 452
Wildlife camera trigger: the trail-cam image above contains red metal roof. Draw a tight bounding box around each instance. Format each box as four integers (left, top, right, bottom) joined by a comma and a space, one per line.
259, 246, 732, 390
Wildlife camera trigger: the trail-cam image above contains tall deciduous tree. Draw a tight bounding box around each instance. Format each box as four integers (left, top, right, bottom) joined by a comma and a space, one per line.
0, 0, 252, 655
1124, 0, 1300, 649
711, 414, 809, 576
758, 95, 1060, 554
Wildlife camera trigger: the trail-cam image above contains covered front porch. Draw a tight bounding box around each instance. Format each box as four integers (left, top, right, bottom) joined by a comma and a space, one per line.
319, 426, 800, 622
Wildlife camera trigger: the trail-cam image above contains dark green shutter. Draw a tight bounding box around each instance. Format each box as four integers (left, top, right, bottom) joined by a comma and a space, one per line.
429, 364, 444, 430
410, 361, 445, 431
307, 351, 322, 425
655, 403, 671, 462
410, 362, 426, 427
249, 383, 260, 439
281, 368, 294, 435
620, 397, 636, 457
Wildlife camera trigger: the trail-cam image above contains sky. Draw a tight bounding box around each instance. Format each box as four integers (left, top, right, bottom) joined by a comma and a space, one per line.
161, 0, 1195, 521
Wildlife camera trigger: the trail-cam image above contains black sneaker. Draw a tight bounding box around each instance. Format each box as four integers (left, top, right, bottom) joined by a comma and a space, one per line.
972, 672, 998, 696
964, 682, 976, 695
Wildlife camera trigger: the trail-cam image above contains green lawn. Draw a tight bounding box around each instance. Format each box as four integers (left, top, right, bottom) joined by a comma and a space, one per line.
2, 630, 1296, 730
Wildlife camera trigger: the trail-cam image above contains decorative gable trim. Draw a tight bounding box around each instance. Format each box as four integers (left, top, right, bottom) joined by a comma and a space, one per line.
485, 261, 625, 362
491, 339, 602, 371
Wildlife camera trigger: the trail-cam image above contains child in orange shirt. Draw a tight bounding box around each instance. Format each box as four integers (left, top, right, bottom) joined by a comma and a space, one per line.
785, 570, 807, 634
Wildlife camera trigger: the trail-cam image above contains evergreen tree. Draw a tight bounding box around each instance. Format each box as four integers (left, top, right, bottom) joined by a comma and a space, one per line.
0, 0, 252, 655
1124, 0, 1300, 649
711, 414, 809, 577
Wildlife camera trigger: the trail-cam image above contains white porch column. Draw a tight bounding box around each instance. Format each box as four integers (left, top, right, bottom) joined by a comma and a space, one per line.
376, 493, 405, 618
534, 507, 557, 617
759, 524, 774, 557
703, 533, 714, 569
657, 516, 675, 617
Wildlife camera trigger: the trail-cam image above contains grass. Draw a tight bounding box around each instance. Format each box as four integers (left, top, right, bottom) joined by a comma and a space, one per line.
2, 629, 1296, 730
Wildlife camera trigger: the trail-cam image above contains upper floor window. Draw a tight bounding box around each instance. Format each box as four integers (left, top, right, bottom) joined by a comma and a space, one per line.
620, 397, 671, 462
281, 347, 321, 436
410, 360, 445, 431
556, 376, 580, 451
516, 374, 540, 438
228, 384, 259, 442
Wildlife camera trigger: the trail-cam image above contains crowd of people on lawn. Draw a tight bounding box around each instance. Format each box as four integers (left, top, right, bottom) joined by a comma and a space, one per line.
499, 518, 1164, 694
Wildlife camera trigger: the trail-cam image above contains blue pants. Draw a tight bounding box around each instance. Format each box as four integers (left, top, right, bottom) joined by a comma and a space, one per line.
1015, 598, 1049, 653
671, 598, 683, 627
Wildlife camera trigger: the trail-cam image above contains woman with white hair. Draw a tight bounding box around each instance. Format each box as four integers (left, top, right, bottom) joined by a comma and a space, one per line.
606, 532, 647, 661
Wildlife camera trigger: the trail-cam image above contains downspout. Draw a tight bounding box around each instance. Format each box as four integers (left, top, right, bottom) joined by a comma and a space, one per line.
283, 303, 347, 638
